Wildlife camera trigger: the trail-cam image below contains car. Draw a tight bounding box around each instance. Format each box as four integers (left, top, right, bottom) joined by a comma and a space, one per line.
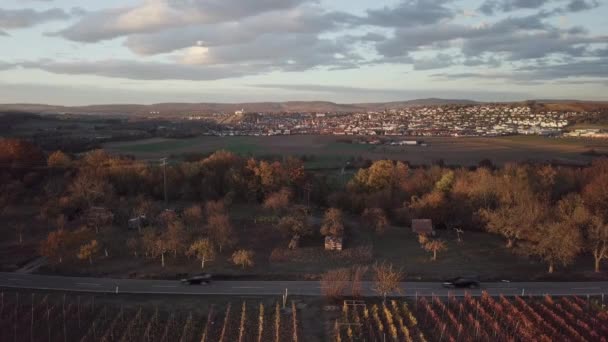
180, 274, 212, 285
442, 277, 480, 289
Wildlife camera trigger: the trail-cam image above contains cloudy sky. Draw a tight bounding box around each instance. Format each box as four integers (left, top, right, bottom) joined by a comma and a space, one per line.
0, 0, 606, 105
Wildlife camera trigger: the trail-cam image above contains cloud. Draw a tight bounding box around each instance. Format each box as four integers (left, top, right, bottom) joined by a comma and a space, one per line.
125, 6, 356, 56
433, 59, 608, 82
565, 0, 600, 12
0, 61, 16, 71
412, 54, 456, 70
250, 83, 530, 101
19, 59, 269, 81
54, 0, 310, 42
0, 8, 73, 29
364, 0, 454, 27
374, 11, 606, 62
478, 0, 550, 15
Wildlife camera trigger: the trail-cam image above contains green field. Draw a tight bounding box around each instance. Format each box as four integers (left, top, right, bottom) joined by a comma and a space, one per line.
103, 134, 608, 167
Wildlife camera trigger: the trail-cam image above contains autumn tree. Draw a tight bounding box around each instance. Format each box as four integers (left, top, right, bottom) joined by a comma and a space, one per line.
40, 227, 91, 264
372, 262, 404, 302
320, 208, 344, 237
435, 170, 455, 193
47, 151, 72, 168
479, 191, 546, 248
187, 239, 216, 269
77, 240, 100, 265
422, 239, 447, 261
208, 212, 236, 253
320, 268, 351, 299
277, 205, 311, 245
68, 171, 114, 208
40, 229, 70, 264
126, 236, 141, 257
362, 208, 389, 235
0, 138, 45, 167
232, 249, 255, 269
183, 204, 204, 230
263, 188, 291, 213
521, 221, 583, 273
349, 160, 408, 193
587, 216, 608, 272
166, 220, 188, 257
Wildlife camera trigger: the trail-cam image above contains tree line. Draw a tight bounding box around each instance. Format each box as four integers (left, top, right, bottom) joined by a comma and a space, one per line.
1, 138, 607, 274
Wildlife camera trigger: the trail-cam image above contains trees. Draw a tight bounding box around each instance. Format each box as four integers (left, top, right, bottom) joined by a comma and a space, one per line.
479, 191, 546, 248
422, 240, 447, 261
372, 262, 404, 302
435, 170, 455, 193
40, 229, 70, 264
183, 204, 204, 230
208, 212, 236, 253
0, 138, 45, 167
277, 205, 311, 243
77, 240, 100, 265
166, 220, 188, 257
587, 216, 608, 272
362, 208, 389, 235
263, 188, 291, 213
321, 208, 344, 237
521, 221, 583, 273
47, 151, 72, 168
231, 249, 255, 269
187, 239, 216, 269
350, 160, 408, 193
320, 268, 352, 299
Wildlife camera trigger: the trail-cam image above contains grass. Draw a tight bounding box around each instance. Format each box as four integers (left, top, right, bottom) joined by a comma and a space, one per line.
105, 134, 608, 167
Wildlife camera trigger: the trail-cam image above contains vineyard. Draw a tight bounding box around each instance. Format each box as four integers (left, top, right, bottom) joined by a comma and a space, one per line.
335, 293, 608, 342
0, 291, 301, 342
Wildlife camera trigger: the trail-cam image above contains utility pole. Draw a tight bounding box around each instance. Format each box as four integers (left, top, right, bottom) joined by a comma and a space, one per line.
160, 157, 168, 205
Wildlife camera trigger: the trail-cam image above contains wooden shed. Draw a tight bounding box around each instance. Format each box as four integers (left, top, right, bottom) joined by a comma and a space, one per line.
412, 219, 434, 235
325, 236, 343, 251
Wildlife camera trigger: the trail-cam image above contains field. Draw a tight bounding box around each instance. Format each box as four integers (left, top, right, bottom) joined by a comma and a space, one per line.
0, 290, 311, 342
334, 294, 608, 342
1, 290, 607, 342
29, 209, 605, 282
103, 135, 608, 167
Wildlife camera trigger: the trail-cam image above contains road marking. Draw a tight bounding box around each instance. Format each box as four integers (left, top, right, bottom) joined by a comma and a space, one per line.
76, 283, 101, 286
232, 286, 263, 289
572, 287, 601, 290
152, 285, 178, 288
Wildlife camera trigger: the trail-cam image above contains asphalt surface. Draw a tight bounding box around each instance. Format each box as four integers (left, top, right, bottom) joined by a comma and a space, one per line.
2, 272, 608, 297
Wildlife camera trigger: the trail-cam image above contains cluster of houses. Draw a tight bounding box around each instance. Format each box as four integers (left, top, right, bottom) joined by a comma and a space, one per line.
185, 105, 597, 138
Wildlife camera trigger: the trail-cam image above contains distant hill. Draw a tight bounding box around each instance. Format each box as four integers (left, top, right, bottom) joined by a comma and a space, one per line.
0, 99, 605, 116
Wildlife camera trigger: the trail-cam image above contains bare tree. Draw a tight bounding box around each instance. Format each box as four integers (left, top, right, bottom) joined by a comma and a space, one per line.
587, 216, 608, 272
208, 213, 236, 253
320, 268, 351, 299
372, 262, 404, 302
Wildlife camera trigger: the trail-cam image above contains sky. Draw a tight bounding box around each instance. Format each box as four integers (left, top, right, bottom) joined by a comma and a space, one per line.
0, 0, 606, 105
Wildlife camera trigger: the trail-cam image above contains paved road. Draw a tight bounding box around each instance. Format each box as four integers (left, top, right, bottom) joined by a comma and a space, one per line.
2, 272, 608, 297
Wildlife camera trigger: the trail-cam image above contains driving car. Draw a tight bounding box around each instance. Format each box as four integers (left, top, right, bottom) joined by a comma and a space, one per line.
442, 277, 480, 289
180, 274, 212, 285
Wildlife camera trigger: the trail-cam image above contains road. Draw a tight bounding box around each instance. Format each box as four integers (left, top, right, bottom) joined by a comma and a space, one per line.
1, 272, 608, 297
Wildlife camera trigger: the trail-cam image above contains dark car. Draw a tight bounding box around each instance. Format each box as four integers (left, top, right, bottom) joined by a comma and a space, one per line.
180, 274, 212, 285
442, 277, 480, 289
